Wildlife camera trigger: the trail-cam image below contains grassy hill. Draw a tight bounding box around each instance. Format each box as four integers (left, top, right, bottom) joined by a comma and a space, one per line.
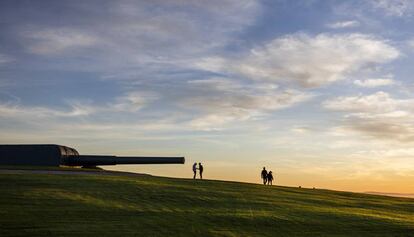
1, 170, 414, 236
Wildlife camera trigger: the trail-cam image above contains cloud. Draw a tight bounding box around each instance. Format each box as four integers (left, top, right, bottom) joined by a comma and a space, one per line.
179, 78, 312, 130
326, 20, 360, 29
354, 148, 414, 159
0, 91, 157, 120
196, 33, 399, 88
369, 0, 414, 17
110, 92, 159, 112
407, 38, 414, 49
25, 29, 97, 55
323, 91, 402, 113
324, 91, 414, 142
0, 75, 311, 132
0, 54, 14, 64
0, 101, 95, 119
17, 0, 260, 66
291, 126, 313, 134
342, 118, 414, 142
353, 78, 395, 87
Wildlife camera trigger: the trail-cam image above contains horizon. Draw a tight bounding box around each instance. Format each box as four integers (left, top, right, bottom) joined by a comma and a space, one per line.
1, 0, 414, 193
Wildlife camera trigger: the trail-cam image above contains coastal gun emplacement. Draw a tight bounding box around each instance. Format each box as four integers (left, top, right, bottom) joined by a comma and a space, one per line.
0, 144, 185, 167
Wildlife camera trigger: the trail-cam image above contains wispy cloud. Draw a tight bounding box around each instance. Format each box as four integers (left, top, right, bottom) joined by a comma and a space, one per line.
16, 0, 261, 73
196, 33, 399, 88
180, 78, 312, 130
291, 126, 313, 134
25, 28, 97, 55
0, 101, 95, 119
110, 92, 159, 112
407, 38, 414, 49
353, 78, 395, 87
327, 20, 360, 29
324, 91, 414, 142
0, 91, 157, 120
369, 0, 414, 17
0, 54, 14, 64
323, 91, 405, 113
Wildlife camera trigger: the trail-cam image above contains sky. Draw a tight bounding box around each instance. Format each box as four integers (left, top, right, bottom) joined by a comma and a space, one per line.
1, 0, 414, 193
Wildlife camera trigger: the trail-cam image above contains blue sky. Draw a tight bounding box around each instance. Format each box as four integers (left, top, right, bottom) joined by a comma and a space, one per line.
1, 0, 414, 192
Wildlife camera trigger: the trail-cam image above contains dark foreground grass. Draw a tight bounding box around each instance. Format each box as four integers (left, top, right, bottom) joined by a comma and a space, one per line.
0, 172, 413, 236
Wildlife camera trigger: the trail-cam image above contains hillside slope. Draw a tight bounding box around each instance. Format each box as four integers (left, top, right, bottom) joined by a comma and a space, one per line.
0, 171, 413, 236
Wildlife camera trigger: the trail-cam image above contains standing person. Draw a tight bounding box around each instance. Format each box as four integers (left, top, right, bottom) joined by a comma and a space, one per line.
267, 171, 274, 185
198, 162, 204, 179
192, 162, 198, 179
261, 167, 268, 185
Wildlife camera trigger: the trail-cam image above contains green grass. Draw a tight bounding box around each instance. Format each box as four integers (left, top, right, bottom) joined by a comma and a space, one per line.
0, 171, 414, 236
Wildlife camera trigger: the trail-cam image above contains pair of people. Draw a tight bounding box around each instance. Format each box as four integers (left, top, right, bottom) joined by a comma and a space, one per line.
261, 167, 274, 185
192, 162, 204, 179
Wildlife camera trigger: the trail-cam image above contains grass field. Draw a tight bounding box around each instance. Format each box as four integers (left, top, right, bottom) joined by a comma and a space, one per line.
1, 170, 414, 236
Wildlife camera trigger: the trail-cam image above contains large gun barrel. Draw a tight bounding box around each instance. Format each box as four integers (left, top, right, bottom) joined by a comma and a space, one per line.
0, 144, 185, 167
63, 155, 185, 166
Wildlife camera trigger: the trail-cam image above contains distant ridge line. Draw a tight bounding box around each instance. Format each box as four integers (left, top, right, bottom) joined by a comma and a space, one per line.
365, 192, 414, 199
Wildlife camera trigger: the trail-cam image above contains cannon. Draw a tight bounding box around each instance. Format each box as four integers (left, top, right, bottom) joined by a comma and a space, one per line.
63, 155, 185, 166
0, 144, 185, 167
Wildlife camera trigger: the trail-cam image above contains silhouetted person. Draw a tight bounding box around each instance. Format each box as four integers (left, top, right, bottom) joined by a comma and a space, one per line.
199, 162, 204, 179
267, 171, 274, 185
192, 162, 197, 179
261, 167, 268, 185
